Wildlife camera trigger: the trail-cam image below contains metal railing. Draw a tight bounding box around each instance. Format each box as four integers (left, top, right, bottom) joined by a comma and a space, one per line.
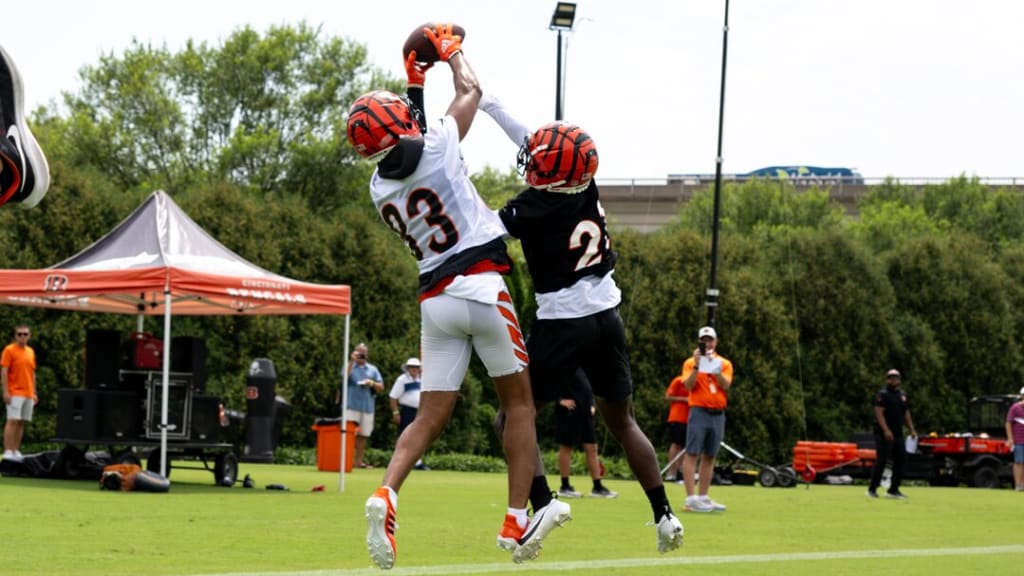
598, 175, 1024, 186
595, 176, 1024, 200
595, 176, 1024, 232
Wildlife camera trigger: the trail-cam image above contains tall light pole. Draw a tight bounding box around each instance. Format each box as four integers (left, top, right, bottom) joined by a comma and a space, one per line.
706, 0, 730, 328
550, 2, 577, 120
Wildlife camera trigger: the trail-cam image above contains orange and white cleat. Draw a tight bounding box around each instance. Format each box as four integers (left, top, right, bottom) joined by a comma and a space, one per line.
365, 486, 398, 569
496, 513, 525, 552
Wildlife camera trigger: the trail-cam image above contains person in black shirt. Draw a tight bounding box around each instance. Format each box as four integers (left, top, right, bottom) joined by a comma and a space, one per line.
867, 368, 918, 499
482, 95, 683, 558
555, 370, 617, 499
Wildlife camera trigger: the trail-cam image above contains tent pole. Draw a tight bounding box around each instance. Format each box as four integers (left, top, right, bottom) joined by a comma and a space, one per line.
338, 313, 351, 493
160, 289, 172, 477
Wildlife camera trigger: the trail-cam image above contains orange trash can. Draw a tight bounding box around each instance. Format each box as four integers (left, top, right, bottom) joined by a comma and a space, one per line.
312, 418, 359, 472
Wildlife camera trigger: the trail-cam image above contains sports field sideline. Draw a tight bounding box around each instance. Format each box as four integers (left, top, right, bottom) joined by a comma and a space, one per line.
3, 463, 1021, 575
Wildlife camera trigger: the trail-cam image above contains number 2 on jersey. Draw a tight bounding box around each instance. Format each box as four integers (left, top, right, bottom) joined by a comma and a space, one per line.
569, 220, 605, 271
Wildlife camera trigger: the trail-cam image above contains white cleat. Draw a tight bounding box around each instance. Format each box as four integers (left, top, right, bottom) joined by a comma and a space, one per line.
512, 499, 572, 563
656, 513, 684, 553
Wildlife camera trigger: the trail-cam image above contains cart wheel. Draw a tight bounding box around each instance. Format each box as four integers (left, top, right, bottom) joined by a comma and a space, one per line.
56, 445, 85, 479
969, 466, 999, 489
776, 466, 797, 488
758, 468, 778, 488
214, 453, 239, 487
113, 450, 141, 467
146, 449, 172, 479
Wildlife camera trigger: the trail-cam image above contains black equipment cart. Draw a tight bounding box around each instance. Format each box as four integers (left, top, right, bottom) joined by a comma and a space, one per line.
53, 356, 239, 486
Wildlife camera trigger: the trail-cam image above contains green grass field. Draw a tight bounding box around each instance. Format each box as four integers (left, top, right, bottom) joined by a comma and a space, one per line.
1, 462, 1021, 575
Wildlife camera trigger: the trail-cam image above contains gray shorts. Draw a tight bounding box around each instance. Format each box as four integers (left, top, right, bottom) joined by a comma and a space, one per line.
685, 407, 725, 456
6, 396, 34, 421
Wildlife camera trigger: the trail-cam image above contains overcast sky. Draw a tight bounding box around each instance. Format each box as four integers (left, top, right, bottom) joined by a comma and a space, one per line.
5, 0, 1023, 181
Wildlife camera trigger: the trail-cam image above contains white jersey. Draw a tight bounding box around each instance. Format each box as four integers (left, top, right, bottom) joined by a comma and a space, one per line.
369, 116, 507, 276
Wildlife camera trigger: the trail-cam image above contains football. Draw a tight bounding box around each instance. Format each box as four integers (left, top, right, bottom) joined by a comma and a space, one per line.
402, 22, 466, 63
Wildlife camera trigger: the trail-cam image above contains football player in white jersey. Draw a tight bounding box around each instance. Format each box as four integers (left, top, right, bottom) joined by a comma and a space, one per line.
346, 24, 540, 570
481, 95, 684, 556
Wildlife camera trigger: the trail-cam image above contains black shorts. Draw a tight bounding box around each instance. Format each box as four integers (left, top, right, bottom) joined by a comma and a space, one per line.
527, 308, 633, 404
554, 405, 597, 447
668, 422, 688, 446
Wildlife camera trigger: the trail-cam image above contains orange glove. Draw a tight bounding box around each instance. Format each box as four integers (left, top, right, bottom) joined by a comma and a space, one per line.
424, 23, 463, 62
405, 50, 433, 88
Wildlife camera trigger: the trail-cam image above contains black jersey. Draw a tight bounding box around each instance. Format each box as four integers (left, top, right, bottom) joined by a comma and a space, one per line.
498, 181, 616, 294
873, 386, 910, 435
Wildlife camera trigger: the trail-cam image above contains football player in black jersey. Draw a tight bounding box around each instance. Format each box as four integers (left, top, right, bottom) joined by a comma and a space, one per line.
482, 96, 684, 555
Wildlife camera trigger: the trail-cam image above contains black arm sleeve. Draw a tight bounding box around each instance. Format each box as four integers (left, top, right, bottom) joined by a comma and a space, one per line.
407, 86, 427, 133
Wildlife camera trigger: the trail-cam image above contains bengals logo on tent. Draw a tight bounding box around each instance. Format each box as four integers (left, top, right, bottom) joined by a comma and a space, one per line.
44, 275, 68, 292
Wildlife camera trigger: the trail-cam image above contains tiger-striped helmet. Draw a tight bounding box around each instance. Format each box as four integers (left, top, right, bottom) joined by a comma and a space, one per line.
346, 90, 422, 161
517, 121, 599, 194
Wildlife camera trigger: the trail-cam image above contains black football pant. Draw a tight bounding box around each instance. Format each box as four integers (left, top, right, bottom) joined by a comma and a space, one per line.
868, 433, 906, 493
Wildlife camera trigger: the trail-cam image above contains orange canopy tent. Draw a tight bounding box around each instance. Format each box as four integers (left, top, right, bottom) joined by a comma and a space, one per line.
0, 190, 350, 315
0, 191, 352, 479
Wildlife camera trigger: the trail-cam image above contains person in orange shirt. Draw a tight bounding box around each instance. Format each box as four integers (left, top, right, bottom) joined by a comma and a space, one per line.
664, 374, 690, 484
680, 326, 733, 513
2, 324, 37, 462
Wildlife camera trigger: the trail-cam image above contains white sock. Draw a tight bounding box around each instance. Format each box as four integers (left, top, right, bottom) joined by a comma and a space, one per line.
508, 507, 529, 528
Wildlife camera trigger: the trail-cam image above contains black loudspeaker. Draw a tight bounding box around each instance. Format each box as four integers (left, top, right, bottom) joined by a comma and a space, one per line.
190, 395, 221, 443
171, 336, 208, 392
56, 389, 98, 439
97, 390, 141, 440
145, 381, 191, 440
86, 329, 123, 389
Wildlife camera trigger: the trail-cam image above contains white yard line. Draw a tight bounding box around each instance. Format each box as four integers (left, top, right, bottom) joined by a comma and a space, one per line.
196, 544, 1024, 576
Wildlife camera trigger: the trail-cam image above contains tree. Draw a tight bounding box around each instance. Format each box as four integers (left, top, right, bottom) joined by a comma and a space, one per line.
885, 235, 1024, 430
55, 22, 393, 212
674, 178, 845, 237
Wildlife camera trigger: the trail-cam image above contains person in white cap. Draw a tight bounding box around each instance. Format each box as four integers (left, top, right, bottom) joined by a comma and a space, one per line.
389, 357, 428, 470
1005, 386, 1024, 491
866, 368, 917, 499
679, 326, 734, 512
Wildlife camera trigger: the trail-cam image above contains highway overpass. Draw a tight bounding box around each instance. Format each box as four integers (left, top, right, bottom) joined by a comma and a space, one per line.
597, 177, 1024, 233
